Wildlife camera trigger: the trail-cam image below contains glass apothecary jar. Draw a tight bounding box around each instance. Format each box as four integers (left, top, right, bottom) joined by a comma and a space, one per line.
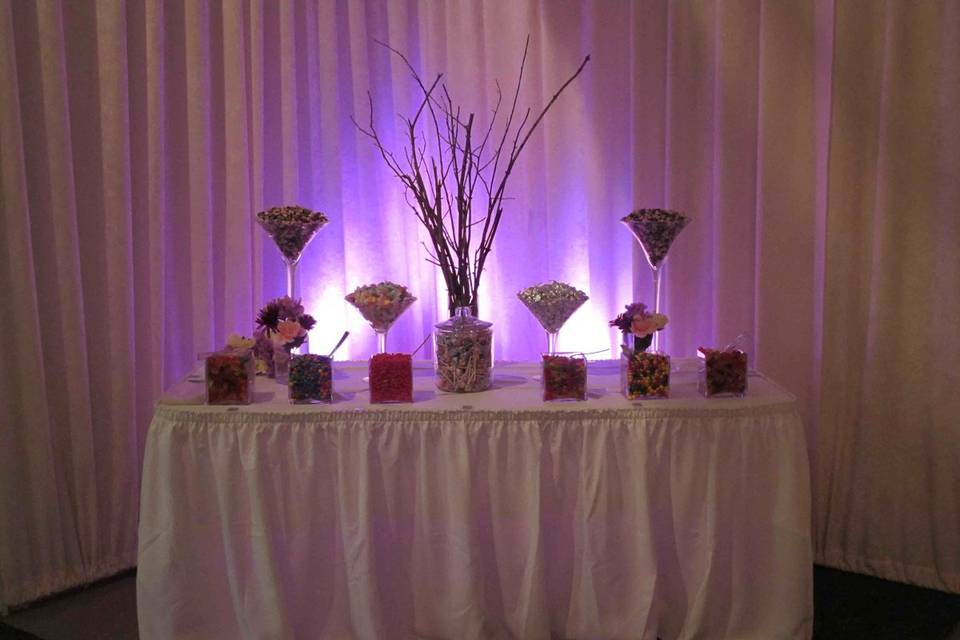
622, 349, 670, 399
434, 306, 493, 393
288, 354, 333, 403
369, 353, 413, 403
205, 349, 255, 405
697, 347, 748, 397
542, 353, 587, 402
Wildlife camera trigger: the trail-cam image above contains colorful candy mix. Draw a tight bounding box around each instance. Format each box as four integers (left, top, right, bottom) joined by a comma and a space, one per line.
517, 281, 589, 333
206, 349, 255, 405
698, 347, 748, 397
542, 354, 587, 401
288, 354, 333, 403
622, 350, 670, 399
345, 282, 417, 332
621, 209, 690, 268
369, 353, 414, 403
256, 205, 328, 263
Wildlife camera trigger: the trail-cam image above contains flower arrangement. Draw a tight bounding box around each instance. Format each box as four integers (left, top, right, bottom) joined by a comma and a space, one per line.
609, 302, 668, 352
225, 333, 256, 351
253, 296, 316, 375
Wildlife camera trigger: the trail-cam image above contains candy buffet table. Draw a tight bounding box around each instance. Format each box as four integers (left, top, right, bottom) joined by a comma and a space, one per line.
137, 360, 812, 640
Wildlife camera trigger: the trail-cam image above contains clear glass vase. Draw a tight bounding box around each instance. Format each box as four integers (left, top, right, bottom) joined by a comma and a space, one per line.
369, 353, 414, 403
273, 348, 290, 385
205, 349, 255, 405
698, 347, 748, 397
621, 344, 670, 400
542, 353, 587, 402
288, 354, 333, 404
434, 306, 493, 393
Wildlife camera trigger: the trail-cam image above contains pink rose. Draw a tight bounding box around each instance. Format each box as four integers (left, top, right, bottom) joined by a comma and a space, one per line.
277, 320, 305, 342
631, 315, 658, 337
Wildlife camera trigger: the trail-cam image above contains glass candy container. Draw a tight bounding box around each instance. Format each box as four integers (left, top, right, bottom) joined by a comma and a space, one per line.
542, 353, 587, 402
345, 282, 417, 355
369, 353, 414, 403
698, 347, 748, 397
517, 281, 589, 355
621, 336, 670, 400
288, 354, 333, 404
621, 209, 689, 351
205, 349, 255, 405
256, 205, 328, 298
434, 307, 493, 393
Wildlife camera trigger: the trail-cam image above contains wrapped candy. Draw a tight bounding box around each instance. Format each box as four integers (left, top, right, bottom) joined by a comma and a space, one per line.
434, 307, 493, 393
369, 353, 414, 403
517, 281, 589, 334
698, 347, 748, 397
206, 349, 255, 405
288, 354, 333, 403
542, 354, 587, 402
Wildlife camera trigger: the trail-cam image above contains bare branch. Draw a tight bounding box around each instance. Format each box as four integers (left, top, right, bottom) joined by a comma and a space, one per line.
354, 36, 590, 313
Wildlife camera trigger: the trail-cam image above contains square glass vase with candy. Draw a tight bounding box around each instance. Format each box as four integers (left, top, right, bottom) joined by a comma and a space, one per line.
205, 349, 255, 405
697, 347, 748, 397
610, 302, 671, 400
542, 353, 587, 402
369, 353, 414, 404
288, 354, 333, 404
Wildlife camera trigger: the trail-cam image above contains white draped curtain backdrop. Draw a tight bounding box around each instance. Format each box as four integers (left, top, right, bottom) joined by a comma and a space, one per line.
0, 0, 957, 610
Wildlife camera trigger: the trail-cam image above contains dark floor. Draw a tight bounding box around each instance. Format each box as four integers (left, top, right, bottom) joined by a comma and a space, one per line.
813, 566, 960, 640
2, 566, 959, 639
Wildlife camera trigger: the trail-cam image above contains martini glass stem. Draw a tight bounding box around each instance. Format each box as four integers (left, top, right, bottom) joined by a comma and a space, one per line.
377, 330, 388, 355
651, 264, 663, 352
286, 261, 298, 298
547, 331, 559, 355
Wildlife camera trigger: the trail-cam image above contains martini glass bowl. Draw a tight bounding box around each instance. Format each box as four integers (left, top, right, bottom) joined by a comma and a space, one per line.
345, 282, 417, 354
621, 208, 689, 351
517, 281, 589, 354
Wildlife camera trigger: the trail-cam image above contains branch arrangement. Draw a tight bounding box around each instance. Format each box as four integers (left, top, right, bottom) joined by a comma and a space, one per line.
354, 36, 590, 317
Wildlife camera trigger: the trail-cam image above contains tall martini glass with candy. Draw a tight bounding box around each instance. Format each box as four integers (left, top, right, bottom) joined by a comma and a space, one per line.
345, 282, 417, 354
621, 208, 690, 351
517, 281, 589, 354
256, 205, 329, 298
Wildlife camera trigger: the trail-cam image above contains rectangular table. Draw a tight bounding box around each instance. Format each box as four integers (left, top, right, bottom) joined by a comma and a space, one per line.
137, 360, 812, 639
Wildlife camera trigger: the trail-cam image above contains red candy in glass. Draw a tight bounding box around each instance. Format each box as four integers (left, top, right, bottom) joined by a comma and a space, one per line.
369, 353, 413, 403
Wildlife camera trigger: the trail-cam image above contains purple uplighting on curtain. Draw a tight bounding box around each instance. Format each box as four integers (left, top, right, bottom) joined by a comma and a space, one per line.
1, 0, 958, 612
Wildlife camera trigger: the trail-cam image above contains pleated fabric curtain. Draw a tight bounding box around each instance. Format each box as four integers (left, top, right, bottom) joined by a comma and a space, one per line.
0, 0, 957, 611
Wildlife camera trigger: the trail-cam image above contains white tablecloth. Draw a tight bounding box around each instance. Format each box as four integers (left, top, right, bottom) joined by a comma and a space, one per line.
137, 360, 812, 639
